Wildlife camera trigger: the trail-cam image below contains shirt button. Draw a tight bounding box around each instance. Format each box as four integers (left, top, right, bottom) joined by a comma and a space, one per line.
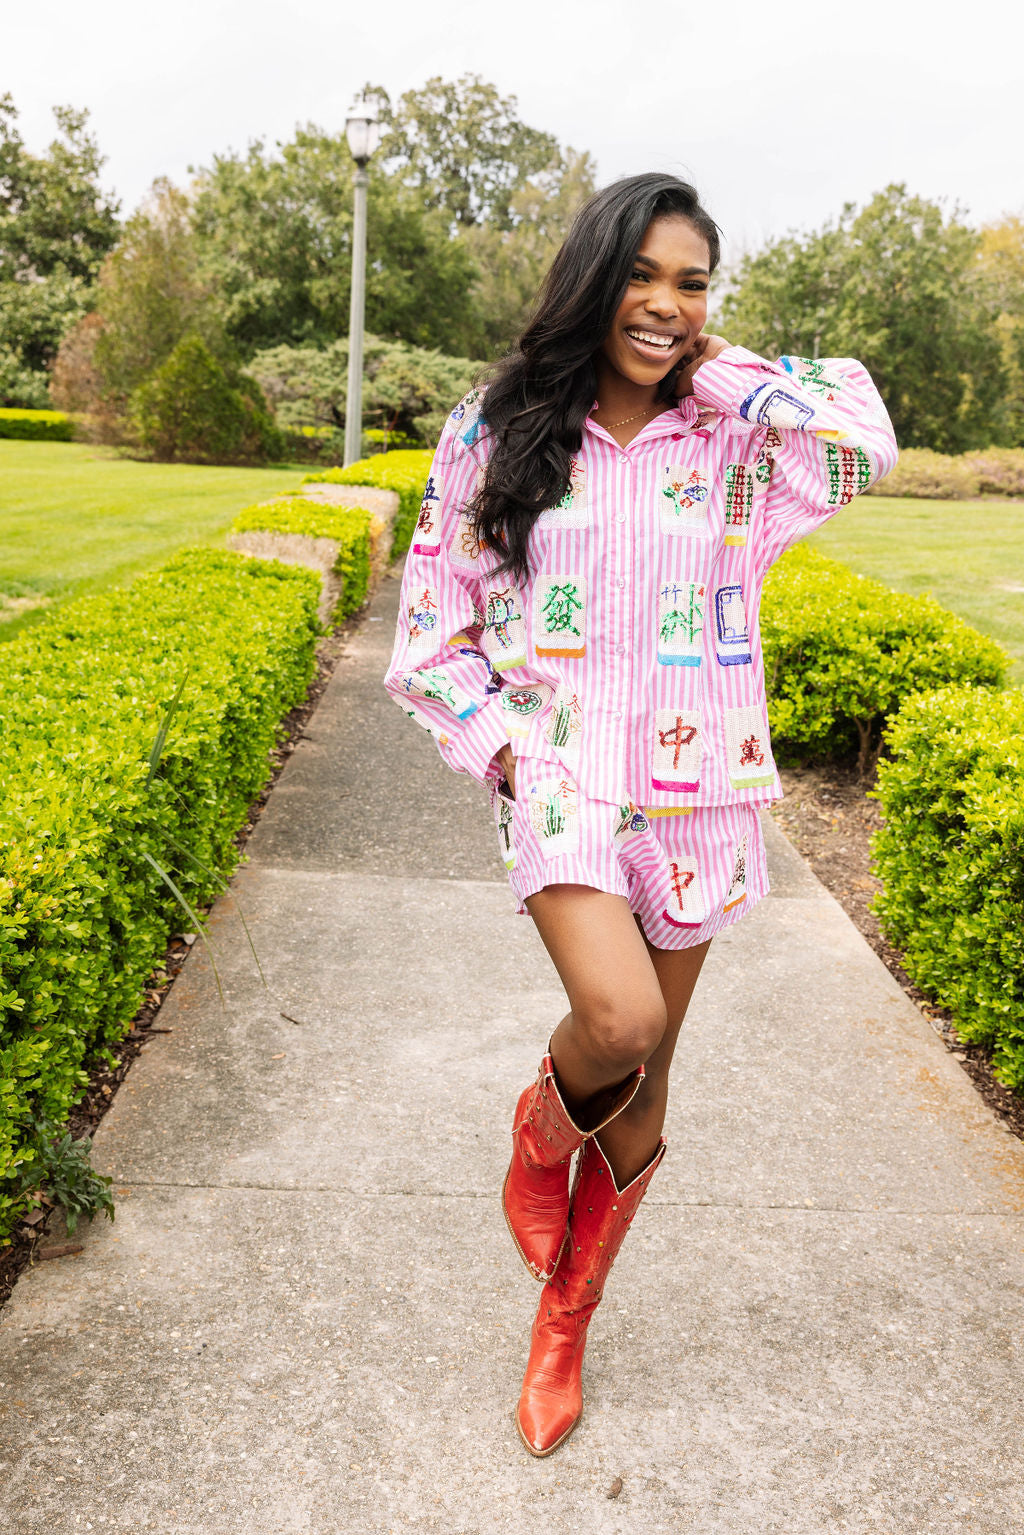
616, 578, 625, 589
618, 453, 628, 463
615, 513, 626, 524
615, 644, 625, 655
612, 711, 623, 721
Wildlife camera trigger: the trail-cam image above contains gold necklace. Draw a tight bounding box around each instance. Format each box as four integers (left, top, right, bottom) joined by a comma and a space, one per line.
597, 401, 662, 429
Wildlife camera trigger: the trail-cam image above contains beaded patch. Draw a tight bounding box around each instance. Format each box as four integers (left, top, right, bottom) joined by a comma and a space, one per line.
660, 465, 710, 534
400, 665, 478, 721
652, 708, 701, 792
723, 833, 749, 912
613, 801, 650, 841
533, 574, 587, 658
406, 586, 441, 657
663, 861, 707, 927
544, 681, 584, 770
480, 584, 528, 669
779, 356, 844, 402
723, 464, 754, 546
536, 458, 588, 528
499, 682, 552, 739
714, 584, 752, 666
526, 774, 580, 859
412, 474, 443, 555
823, 442, 873, 505
495, 790, 516, 871
724, 705, 776, 789
657, 580, 704, 667
739, 382, 815, 431
448, 507, 483, 570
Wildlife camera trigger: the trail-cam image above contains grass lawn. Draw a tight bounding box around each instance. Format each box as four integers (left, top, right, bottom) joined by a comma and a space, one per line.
0, 440, 309, 641
810, 494, 1024, 685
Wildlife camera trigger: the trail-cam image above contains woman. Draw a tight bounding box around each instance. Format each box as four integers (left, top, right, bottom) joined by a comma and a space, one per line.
384, 172, 897, 1456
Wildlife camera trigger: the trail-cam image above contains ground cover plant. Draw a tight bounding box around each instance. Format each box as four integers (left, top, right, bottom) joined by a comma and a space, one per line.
231, 497, 374, 618
761, 546, 1008, 775
872, 685, 1024, 1093
0, 439, 307, 639
809, 495, 1024, 684
0, 546, 321, 1244
303, 448, 432, 559
0, 408, 73, 441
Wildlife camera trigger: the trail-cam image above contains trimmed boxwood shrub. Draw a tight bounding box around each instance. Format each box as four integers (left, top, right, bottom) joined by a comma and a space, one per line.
872, 686, 1024, 1091
0, 547, 320, 1241
231, 498, 373, 618
303, 449, 432, 560
0, 408, 74, 442
761, 546, 1008, 774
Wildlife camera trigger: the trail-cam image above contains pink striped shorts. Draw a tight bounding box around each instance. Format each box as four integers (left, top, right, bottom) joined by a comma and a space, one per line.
488, 754, 769, 950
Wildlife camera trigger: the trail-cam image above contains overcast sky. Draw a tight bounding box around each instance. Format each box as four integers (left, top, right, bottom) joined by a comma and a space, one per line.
6, 0, 1022, 265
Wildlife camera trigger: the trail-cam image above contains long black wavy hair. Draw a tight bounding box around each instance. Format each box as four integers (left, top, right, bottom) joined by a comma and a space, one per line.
469, 172, 721, 583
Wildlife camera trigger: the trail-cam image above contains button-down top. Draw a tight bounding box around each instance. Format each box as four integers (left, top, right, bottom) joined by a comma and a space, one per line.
383, 345, 898, 807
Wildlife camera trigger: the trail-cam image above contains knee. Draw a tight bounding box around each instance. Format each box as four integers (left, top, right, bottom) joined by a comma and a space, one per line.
572, 990, 667, 1074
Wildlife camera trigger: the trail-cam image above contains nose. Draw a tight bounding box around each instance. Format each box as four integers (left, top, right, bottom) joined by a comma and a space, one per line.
643, 281, 680, 320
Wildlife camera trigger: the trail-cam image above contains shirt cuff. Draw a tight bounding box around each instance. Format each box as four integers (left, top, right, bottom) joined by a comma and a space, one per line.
689, 345, 777, 417
444, 697, 512, 785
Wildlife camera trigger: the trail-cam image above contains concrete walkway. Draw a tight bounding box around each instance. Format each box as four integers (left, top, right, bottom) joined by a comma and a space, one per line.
2, 566, 1024, 1535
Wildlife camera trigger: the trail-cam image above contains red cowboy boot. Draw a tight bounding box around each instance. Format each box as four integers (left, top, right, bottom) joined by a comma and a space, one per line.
502, 1052, 645, 1282
515, 1132, 667, 1457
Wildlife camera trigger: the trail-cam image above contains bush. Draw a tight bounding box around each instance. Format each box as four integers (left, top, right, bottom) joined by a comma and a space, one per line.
303, 449, 433, 559
868, 448, 982, 500
231, 498, 373, 618
761, 546, 1009, 775
963, 447, 1024, 498
0, 407, 74, 442
129, 335, 283, 464
0, 547, 320, 1242
872, 685, 1024, 1092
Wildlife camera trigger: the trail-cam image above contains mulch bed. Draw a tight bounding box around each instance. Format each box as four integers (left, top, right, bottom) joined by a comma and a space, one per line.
771, 765, 1024, 1142
0, 623, 355, 1312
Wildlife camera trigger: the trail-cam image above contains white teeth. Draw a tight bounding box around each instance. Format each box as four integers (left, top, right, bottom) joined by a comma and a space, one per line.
626, 328, 677, 349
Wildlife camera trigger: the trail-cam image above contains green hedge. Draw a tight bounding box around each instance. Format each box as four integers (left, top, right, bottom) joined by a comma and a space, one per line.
761, 547, 1008, 774
872, 686, 1024, 1092
231, 498, 373, 619
0, 547, 320, 1241
0, 408, 74, 442
302, 448, 433, 560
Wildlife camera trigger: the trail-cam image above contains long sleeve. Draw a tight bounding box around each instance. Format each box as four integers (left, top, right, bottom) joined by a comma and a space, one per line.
383, 398, 512, 785
691, 346, 899, 570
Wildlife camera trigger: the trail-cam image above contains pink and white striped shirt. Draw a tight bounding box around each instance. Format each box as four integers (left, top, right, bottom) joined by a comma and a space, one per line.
383, 345, 898, 808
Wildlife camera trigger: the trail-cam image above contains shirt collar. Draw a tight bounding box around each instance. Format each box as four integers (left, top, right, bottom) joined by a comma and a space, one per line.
584, 394, 699, 447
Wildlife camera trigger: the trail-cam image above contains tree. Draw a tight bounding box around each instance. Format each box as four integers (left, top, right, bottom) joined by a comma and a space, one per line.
190, 126, 480, 356
720, 186, 1010, 452
247, 334, 483, 442
976, 214, 1024, 445
375, 74, 565, 230
129, 334, 282, 464
91, 178, 219, 404
0, 95, 119, 405
458, 147, 597, 354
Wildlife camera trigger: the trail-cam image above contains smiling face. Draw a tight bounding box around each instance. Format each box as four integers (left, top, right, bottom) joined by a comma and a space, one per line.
597, 215, 712, 389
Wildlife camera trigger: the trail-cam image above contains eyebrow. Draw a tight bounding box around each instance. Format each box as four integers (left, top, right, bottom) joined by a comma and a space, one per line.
634, 253, 710, 277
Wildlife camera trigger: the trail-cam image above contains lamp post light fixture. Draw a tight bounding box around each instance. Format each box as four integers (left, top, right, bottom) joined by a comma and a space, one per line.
343, 94, 382, 466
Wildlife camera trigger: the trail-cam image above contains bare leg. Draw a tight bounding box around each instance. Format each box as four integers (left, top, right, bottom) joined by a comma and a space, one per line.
523, 885, 675, 1177
596, 925, 712, 1183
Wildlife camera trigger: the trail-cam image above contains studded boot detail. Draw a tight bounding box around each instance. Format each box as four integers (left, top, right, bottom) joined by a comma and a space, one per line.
502, 1052, 645, 1282
514, 1132, 667, 1457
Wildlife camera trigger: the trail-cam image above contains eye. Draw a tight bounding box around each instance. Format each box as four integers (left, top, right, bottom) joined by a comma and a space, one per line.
681, 280, 708, 293
630, 268, 649, 282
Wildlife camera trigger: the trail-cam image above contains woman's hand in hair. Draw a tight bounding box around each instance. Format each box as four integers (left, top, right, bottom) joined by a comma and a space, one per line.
495, 742, 517, 800
672, 333, 732, 397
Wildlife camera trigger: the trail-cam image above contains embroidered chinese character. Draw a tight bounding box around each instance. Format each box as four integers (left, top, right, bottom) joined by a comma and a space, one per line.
658, 716, 698, 769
